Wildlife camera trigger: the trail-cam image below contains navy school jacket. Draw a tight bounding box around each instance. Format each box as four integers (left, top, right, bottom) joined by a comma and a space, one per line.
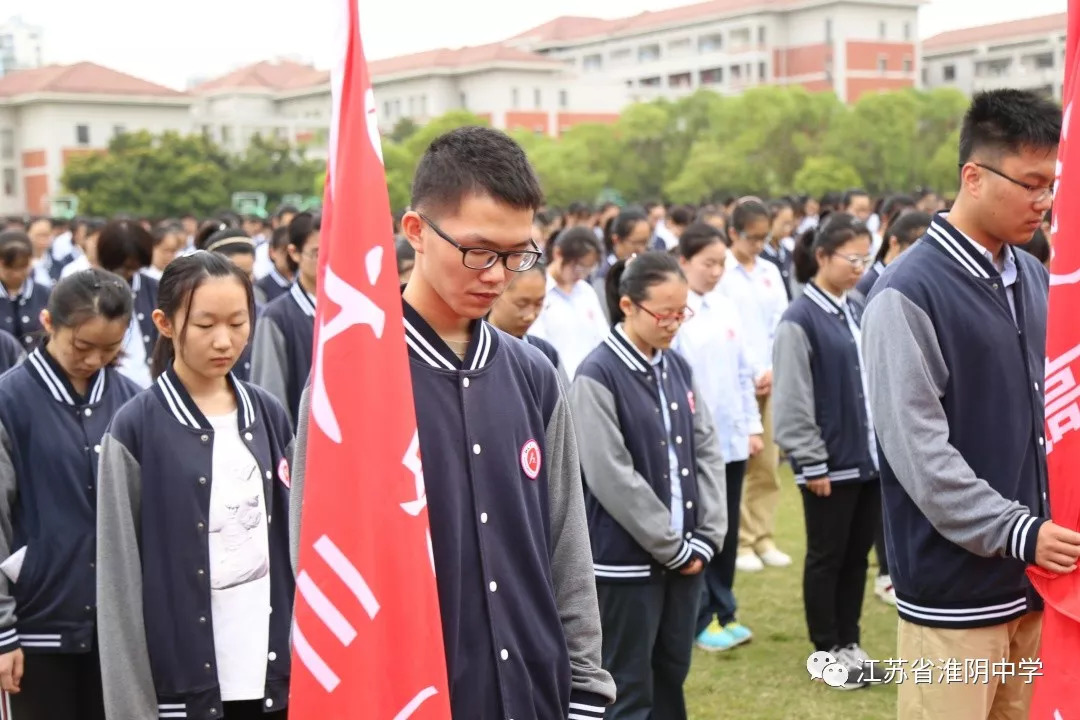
0, 279, 49, 351
131, 272, 160, 364
568, 326, 728, 583
852, 260, 884, 302
772, 282, 878, 485
0, 331, 24, 375
254, 269, 291, 306
251, 282, 314, 429
0, 348, 140, 654
760, 244, 794, 301
290, 298, 615, 720
96, 368, 296, 719
864, 215, 1049, 629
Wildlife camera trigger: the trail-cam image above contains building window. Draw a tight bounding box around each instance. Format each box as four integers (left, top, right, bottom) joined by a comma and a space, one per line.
943, 64, 956, 81
420, 95, 427, 116
113, 125, 126, 138
669, 72, 692, 88
408, 97, 415, 115
75, 124, 90, 146
512, 88, 520, 108
640, 76, 661, 87
668, 38, 691, 55
2, 168, 13, 197
698, 33, 723, 53
1030, 52, 1055, 69
759, 61, 767, 80
758, 26, 767, 46
460, 92, 467, 109
0, 129, 11, 160
975, 58, 1012, 77
879, 21, 887, 39
221, 125, 232, 144
384, 101, 391, 118
825, 18, 832, 42
903, 57, 912, 73
904, 21, 912, 41
731, 64, 743, 81
583, 53, 603, 72
878, 55, 888, 74
638, 44, 661, 62
394, 99, 401, 116
731, 28, 751, 49
610, 48, 632, 62
559, 89, 568, 108
534, 88, 542, 108
700, 67, 724, 85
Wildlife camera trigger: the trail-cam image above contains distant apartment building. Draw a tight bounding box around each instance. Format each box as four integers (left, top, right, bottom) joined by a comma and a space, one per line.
922, 13, 1066, 101
0, 16, 44, 77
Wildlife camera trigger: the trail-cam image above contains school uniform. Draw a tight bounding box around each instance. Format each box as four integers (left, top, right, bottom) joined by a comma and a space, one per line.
116, 272, 159, 389
673, 290, 762, 633
863, 215, 1048, 718
759, 243, 794, 301
591, 254, 617, 323
0, 347, 140, 719
289, 298, 615, 719
0, 279, 49, 351
773, 282, 879, 653
251, 282, 315, 428
96, 368, 295, 720
0, 329, 24, 375
524, 334, 569, 385
569, 326, 726, 720
528, 276, 609, 380
254, 269, 291, 306
851, 260, 885, 303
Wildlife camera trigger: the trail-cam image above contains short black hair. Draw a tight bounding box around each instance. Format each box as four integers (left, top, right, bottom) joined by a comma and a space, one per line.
411, 126, 543, 217
842, 189, 869, 207
97, 220, 153, 271
959, 89, 1062, 165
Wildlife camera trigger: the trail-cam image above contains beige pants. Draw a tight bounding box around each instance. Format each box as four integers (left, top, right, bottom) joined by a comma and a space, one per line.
738, 393, 780, 555
896, 613, 1042, 720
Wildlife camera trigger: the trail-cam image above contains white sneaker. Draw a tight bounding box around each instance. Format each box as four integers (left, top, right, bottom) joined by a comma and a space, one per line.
758, 548, 792, 568
830, 645, 871, 690
735, 553, 765, 572
874, 575, 897, 606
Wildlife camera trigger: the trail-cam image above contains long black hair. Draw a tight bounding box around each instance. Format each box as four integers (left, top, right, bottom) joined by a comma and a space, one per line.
287, 212, 321, 272
97, 220, 154, 272
792, 213, 870, 284
677, 222, 725, 261
46, 268, 132, 332
547, 226, 600, 266
150, 251, 256, 379
604, 209, 648, 256
604, 250, 684, 325
875, 211, 931, 265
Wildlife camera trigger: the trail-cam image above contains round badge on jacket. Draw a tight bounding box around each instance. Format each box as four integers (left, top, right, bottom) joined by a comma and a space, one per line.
520, 439, 542, 480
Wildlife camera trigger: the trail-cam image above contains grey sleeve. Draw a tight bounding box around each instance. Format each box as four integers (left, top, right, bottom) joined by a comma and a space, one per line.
567, 375, 695, 570
772, 321, 830, 480
96, 433, 158, 719
545, 391, 616, 706
0, 426, 19, 650
289, 385, 312, 573
689, 381, 727, 557
251, 320, 293, 426
863, 289, 1045, 563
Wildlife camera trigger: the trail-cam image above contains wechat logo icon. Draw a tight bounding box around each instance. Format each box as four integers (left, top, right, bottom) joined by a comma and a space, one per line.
806, 650, 849, 688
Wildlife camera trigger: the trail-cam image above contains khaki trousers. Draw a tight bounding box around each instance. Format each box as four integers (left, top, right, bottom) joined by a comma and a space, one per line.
896, 612, 1042, 720
738, 393, 780, 555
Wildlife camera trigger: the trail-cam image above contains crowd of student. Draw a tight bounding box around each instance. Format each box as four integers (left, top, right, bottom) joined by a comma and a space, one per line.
0, 86, 1064, 720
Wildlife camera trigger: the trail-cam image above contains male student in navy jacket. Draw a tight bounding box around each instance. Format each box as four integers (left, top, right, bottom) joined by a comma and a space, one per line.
864, 89, 1080, 720
290, 126, 615, 719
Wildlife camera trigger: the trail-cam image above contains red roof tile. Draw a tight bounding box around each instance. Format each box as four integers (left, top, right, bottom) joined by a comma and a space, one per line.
369, 42, 558, 78
923, 13, 1066, 51
0, 62, 183, 97
193, 59, 329, 93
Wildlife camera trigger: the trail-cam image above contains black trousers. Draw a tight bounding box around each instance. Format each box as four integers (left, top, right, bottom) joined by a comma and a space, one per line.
874, 497, 889, 576
801, 481, 879, 652
696, 461, 747, 634
598, 572, 704, 720
222, 700, 287, 720
7, 649, 104, 720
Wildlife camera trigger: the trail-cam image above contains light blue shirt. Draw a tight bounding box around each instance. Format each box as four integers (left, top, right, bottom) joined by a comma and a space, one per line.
650, 349, 684, 534
960, 233, 1018, 322
824, 288, 878, 471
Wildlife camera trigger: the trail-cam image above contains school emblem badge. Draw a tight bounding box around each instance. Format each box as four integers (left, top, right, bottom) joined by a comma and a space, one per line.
520, 439, 542, 480
278, 457, 291, 488
687, 390, 696, 414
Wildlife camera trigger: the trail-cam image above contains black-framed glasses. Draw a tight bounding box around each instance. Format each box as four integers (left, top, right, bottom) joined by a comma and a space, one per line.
632, 301, 694, 329
418, 213, 542, 272
968, 162, 1055, 203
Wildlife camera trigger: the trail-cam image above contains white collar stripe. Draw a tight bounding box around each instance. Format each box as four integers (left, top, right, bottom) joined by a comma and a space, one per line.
270, 269, 290, 288
234, 378, 255, 427
89, 371, 106, 404
928, 224, 988, 279
403, 320, 455, 370
405, 335, 442, 368
131, 272, 142, 295
291, 283, 316, 317
471, 324, 491, 371
28, 350, 73, 405
604, 336, 646, 373
872, 261, 886, 275
804, 285, 840, 315
158, 373, 199, 428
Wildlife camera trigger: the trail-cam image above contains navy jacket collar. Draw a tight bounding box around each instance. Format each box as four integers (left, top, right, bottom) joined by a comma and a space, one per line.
154, 365, 255, 432
604, 324, 661, 374
269, 268, 290, 288
2, 278, 34, 302
402, 297, 497, 371
925, 214, 1001, 280
290, 282, 316, 317
26, 347, 106, 406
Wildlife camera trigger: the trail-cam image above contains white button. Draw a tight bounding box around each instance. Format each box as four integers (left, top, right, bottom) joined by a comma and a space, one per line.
500, 649, 509, 661
686, 501, 693, 509
473, 444, 481, 455
265, 699, 273, 708
675, 436, 683, 444
268, 651, 277, 661
83, 408, 92, 417
662, 372, 668, 379
143, 335, 150, 343
137, 313, 145, 321
1039, 437, 1045, 446
480, 512, 488, 523
685, 532, 692, 539
463, 378, 470, 388
20, 316, 28, 323
681, 468, 689, 477
93, 444, 101, 453
200, 434, 209, 442
245, 432, 253, 441
265, 470, 272, 479
489, 581, 497, 592
1034, 382, 1040, 391
670, 402, 678, 411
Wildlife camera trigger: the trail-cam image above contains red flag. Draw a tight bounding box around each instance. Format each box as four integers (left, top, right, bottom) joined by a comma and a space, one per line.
1028, 3, 1080, 716
287, 1, 451, 717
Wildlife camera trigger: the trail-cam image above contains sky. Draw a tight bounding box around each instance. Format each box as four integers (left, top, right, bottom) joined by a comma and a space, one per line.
2, 0, 1068, 90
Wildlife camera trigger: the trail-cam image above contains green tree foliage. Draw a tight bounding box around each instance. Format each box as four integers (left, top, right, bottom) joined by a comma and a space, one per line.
228, 134, 327, 207
792, 156, 864, 199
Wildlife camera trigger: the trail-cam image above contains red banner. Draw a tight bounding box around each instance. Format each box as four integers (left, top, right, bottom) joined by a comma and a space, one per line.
1028, 3, 1080, 716
287, 1, 451, 717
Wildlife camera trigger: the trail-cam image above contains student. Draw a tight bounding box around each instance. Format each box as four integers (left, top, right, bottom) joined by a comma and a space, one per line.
0, 231, 49, 351
145, 221, 185, 281
864, 90, 1073, 720
716, 200, 790, 572
0, 330, 23, 374
528, 227, 607, 379
253, 227, 293, 305
250, 212, 318, 428
593, 209, 651, 316
853, 211, 930, 304
60, 220, 105, 280
26, 218, 55, 288
97, 220, 159, 389
842, 189, 872, 224
97, 251, 295, 720
672, 223, 761, 653
487, 262, 566, 381
201, 229, 261, 382
773, 213, 879, 690
289, 126, 614, 717
569, 250, 726, 719
760, 200, 796, 300
0, 269, 140, 719
395, 235, 416, 285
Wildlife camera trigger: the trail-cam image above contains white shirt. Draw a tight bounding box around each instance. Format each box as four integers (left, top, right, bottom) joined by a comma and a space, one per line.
673, 290, 763, 463
960, 233, 1018, 322
141, 266, 163, 281
717, 254, 788, 377
821, 287, 878, 471
253, 242, 273, 280
653, 220, 679, 251
207, 410, 271, 701
116, 275, 152, 388
528, 277, 609, 379
60, 254, 90, 279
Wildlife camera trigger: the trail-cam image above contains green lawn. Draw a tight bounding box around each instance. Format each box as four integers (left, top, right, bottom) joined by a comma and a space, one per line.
685, 467, 898, 719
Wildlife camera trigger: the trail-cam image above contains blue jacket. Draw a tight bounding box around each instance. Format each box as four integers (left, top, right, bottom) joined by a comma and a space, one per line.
96, 369, 296, 718
251, 282, 315, 428
254, 269, 291, 306
0, 279, 49, 351
853, 260, 884, 302
863, 215, 1049, 629
760, 244, 794, 301
0, 348, 139, 654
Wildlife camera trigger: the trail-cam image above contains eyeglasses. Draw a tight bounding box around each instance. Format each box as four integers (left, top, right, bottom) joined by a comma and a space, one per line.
835, 253, 874, 269
418, 213, 542, 272
969, 162, 1055, 203
632, 301, 694, 329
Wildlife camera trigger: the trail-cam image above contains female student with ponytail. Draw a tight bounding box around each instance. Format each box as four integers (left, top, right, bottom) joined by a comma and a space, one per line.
772, 213, 880, 691
96, 251, 295, 720
0, 269, 139, 719
569, 251, 727, 720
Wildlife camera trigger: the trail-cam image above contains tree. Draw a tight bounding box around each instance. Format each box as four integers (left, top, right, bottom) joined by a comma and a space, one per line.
382, 141, 414, 212
227, 133, 327, 208
389, 117, 421, 144
402, 110, 490, 171
792, 156, 864, 199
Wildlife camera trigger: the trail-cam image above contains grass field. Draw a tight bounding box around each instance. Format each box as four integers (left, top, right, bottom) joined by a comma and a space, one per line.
684, 467, 898, 720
